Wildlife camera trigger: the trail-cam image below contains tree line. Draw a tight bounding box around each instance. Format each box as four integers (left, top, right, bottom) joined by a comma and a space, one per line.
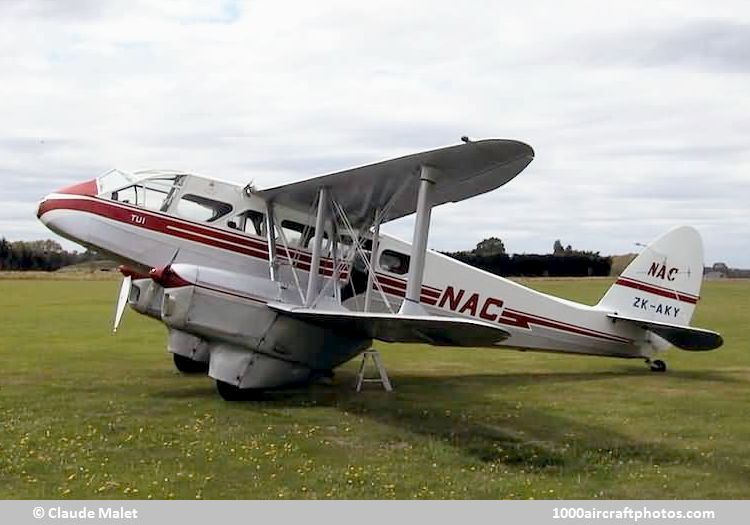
0, 238, 100, 271
2, 235, 612, 276
443, 237, 612, 277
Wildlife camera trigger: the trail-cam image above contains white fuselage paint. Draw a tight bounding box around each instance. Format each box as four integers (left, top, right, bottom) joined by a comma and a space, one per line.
38, 182, 647, 361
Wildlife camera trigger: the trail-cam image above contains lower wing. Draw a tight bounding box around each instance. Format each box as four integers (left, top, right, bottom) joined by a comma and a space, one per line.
268, 303, 511, 347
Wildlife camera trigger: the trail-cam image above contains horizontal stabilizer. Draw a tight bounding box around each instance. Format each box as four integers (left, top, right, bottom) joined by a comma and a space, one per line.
607, 313, 723, 351
268, 303, 511, 347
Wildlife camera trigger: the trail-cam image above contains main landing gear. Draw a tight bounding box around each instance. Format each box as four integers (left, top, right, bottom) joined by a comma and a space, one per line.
173, 353, 209, 374
645, 358, 667, 373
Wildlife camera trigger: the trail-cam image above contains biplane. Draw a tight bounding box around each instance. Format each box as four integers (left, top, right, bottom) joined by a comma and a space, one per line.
36, 139, 723, 400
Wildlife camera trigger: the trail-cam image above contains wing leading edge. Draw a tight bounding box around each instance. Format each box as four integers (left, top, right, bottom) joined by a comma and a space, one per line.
256, 139, 534, 228
268, 303, 511, 347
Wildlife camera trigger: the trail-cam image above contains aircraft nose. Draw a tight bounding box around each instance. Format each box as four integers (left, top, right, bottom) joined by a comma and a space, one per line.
56, 179, 98, 197
37, 179, 98, 220
36, 185, 92, 245
36, 195, 51, 219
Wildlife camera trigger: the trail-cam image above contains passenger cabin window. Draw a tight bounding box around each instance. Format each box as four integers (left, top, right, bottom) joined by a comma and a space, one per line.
379, 249, 410, 275
174, 194, 232, 223
230, 210, 265, 236
338, 234, 354, 258
279, 220, 315, 248
337, 234, 370, 258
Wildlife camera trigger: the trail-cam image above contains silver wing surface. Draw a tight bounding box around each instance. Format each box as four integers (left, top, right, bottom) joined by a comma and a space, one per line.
607, 313, 723, 351
268, 303, 511, 347
256, 139, 533, 228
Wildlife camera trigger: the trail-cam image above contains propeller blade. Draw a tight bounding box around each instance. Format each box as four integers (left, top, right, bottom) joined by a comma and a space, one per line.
113, 275, 132, 333
168, 248, 180, 266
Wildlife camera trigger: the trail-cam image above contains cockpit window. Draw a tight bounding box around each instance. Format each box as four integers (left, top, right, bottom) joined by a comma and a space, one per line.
108, 175, 184, 212
97, 169, 138, 196
174, 194, 233, 223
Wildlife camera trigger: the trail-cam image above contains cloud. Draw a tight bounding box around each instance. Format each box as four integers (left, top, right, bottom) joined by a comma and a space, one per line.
578, 20, 750, 73
0, 0, 748, 266
0, 0, 110, 21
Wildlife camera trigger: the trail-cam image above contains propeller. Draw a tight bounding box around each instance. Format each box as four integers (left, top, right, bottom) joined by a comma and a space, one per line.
112, 250, 180, 334
113, 273, 132, 333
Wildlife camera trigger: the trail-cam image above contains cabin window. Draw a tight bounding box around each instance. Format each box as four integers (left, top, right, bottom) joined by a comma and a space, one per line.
379, 249, 410, 275
231, 210, 265, 236
338, 234, 354, 258
174, 194, 233, 223
278, 220, 314, 247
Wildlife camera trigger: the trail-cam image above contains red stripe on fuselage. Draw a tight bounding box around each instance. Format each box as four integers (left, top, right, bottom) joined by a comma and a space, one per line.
374, 272, 442, 300
498, 308, 631, 344
615, 277, 698, 304
375, 282, 440, 306
38, 196, 347, 276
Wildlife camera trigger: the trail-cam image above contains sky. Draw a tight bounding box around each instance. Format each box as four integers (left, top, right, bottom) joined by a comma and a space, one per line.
1, 0, 748, 265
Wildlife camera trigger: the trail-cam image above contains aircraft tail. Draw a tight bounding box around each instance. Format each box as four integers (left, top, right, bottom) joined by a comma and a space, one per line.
597, 226, 704, 327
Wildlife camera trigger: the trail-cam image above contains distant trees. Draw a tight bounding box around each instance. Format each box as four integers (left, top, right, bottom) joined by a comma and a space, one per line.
473, 237, 506, 256
444, 236, 612, 277
712, 262, 729, 272
0, 237, 100, 271
553, 239, 565, 256
553, 239, 601, 258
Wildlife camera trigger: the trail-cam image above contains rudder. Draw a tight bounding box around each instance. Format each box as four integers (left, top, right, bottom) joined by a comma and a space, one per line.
597, 226, 704, 327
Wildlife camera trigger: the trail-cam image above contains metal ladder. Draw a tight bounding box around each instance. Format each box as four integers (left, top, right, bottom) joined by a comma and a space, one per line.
354, 350, 393, 392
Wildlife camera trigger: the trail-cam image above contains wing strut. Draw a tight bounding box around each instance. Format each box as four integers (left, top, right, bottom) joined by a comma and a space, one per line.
305, 187, 329, 306
400, 165, 437, 315
330, 198, 396, 314
363, 208, 382, 312
264, 201, 278, 283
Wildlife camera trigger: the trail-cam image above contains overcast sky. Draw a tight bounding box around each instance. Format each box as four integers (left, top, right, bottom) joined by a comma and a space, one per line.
2, 0, 748, 265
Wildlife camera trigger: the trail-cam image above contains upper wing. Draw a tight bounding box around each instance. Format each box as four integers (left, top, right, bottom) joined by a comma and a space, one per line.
268, 303, 511, 347
607, 313, 723, 351
256, 139, 533, 228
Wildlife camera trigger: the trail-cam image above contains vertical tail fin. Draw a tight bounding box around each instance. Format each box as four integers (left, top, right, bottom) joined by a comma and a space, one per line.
597, 226, 704, 327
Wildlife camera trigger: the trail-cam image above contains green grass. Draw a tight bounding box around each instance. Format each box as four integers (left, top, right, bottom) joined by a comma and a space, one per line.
1, 277, 748, 499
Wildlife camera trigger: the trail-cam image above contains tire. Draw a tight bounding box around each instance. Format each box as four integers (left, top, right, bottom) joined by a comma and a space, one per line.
649, 359, 667, 373
173, 353, 209, 374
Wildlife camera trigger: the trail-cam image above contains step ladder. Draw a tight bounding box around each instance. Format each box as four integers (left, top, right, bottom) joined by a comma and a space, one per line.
354, 350, 393, 392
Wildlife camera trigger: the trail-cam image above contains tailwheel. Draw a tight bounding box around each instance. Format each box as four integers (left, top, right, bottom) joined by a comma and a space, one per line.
215, 380, 263, 401
649, 359, 667, 373
173, 353, 209, 374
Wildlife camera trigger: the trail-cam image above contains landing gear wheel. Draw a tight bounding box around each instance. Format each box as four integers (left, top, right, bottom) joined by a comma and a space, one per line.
649, 359, 667, 373
173, 353, 209, 374
215, 380, 263, 401
312, 369, 335, 385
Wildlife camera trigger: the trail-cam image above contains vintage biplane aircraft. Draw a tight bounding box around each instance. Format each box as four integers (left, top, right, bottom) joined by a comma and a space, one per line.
37, 139, 723, 400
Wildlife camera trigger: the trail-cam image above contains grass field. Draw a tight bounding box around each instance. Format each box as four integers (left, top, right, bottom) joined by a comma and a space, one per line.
1, 275, 748, 499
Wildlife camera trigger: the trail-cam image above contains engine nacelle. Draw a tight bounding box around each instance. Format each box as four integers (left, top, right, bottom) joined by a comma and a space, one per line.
157, 264, 371, 389
128, 278, 164, 320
